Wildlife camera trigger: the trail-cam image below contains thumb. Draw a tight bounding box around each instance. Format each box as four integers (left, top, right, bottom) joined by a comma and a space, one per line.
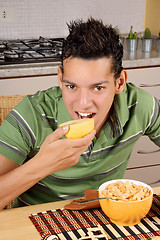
48, 125, 69, 142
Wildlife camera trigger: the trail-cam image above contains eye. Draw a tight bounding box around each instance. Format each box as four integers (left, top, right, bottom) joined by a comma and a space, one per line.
95, 86, 104, 91
67, 84, 76, 90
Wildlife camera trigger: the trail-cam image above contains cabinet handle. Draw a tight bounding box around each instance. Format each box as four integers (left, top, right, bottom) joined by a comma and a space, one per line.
140, 83, 160, 88
149, 179, 160, 185
137, 148, 160, 154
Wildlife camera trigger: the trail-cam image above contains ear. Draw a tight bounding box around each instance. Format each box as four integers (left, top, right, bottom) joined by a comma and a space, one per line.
58, 66, 63, 89
115, 69, 127, 94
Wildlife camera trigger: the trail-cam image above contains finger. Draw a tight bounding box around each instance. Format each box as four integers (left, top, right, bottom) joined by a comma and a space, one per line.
65, 129, 96, 148
47, 125, 69, 143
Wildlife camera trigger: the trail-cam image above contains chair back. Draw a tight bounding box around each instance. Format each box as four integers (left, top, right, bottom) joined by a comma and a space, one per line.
0, 95, 25, 125
0, 95, 25, 209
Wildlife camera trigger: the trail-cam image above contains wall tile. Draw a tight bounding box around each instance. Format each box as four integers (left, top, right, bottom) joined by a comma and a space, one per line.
0, 0, 146, 40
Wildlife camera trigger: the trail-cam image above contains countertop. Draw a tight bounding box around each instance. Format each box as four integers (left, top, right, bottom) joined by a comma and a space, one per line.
0, 39, 160, 79
0, 186, 160, 240
0, 61, 60, 79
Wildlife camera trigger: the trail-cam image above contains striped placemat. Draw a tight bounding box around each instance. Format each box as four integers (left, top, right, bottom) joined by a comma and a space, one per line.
29, 194, 160, 240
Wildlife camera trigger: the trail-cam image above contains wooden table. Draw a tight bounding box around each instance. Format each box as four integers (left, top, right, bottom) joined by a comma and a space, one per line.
0, 187, 160, 240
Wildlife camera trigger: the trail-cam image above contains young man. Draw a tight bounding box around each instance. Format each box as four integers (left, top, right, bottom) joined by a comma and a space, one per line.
0, 18, 159, 209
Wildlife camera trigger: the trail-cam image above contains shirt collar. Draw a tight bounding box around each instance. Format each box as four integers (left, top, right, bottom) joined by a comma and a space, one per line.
102, 86, 130, 140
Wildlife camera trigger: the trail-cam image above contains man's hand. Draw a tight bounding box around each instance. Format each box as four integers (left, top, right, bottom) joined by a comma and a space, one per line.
0, 125, 96, 210
33, 125, 96, 178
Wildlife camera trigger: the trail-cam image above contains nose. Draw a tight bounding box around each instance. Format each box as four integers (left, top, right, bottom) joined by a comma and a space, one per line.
79, 89, 92, 109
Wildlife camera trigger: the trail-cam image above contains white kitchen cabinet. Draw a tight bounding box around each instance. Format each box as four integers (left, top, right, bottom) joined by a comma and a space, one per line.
126, 66, 160, 98
0, 75, 59, 96
123, 165, 160, 187
124, 66, 160, 187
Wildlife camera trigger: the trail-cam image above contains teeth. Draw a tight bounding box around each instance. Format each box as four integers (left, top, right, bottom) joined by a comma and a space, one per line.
78, 112, 92, 117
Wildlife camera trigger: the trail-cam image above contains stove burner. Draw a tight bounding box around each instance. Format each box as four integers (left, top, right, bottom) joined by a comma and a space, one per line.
39, 41, 52, 47
4, 50, 21, 59
38, 36, 52, 47
38, 37, 52, 47
52, 41, 63, 47
0, 43, 6, 49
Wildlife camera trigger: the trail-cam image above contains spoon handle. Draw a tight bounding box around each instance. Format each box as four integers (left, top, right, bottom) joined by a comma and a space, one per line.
77, 197, 107, 204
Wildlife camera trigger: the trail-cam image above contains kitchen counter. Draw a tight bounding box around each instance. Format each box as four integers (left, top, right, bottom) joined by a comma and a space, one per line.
123, 49, 160, 68
0, 61, 60, 79
0, 40, 159, 79
122, 38, 160, 68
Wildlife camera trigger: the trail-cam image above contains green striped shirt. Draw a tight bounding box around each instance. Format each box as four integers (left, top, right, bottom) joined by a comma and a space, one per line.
0, 83, 159, 207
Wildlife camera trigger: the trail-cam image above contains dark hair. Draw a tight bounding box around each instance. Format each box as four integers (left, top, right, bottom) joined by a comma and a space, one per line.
62, 17, 123, 79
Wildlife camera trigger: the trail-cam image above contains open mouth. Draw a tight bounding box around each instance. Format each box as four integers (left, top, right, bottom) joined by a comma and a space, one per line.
76, 112, 95, 119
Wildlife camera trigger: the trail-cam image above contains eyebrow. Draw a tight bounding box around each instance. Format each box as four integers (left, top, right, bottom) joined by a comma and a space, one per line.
62, 79, 109, 86
91, 80, 109, 86
61, 79, 76, 85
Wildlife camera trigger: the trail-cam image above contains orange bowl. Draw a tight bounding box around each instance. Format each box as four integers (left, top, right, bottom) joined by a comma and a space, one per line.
99, 179, 153, 226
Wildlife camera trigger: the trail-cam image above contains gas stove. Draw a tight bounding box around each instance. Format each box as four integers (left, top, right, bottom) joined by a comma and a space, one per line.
0, 37, 64, 65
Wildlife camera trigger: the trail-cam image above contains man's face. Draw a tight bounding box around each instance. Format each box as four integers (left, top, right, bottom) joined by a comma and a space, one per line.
58, 57, 125, 137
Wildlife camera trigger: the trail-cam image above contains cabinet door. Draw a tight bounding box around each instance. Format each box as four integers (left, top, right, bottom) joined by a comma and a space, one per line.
126, 67, 160, 99
126, 136, 160, 168
124, 67, 160, 185
124, 165, 160, 188
0, 75, 59, 95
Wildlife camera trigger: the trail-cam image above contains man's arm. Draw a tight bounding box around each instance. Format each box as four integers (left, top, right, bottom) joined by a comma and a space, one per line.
0, 155, 40, 209
0, 154, 19, 175
0, 126, 96, 210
